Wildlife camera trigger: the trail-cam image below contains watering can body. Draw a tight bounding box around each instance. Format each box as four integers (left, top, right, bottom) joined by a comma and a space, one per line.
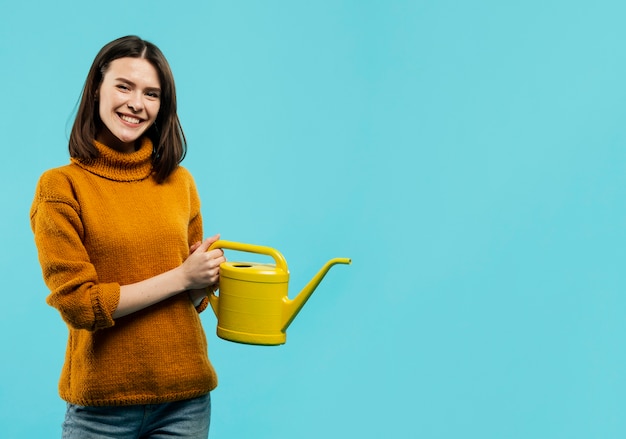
207, 240, 350, 345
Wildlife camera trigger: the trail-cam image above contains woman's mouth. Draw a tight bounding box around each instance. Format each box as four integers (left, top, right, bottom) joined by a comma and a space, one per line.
118, 113, 142, 125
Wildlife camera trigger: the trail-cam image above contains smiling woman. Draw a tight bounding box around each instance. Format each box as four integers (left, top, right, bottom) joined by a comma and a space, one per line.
29, 35, 223, 439
96, 57, 162, 153
69, 36, 185, 183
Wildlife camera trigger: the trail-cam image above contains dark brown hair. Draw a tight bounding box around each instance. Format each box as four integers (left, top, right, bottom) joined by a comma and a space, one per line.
69, 35, 186, 183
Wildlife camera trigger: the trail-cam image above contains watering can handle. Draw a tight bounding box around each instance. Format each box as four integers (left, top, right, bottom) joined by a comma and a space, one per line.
208, 240, 289, 273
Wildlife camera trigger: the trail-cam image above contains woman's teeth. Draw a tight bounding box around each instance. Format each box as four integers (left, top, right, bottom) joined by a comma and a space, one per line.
120, 114, 141, 124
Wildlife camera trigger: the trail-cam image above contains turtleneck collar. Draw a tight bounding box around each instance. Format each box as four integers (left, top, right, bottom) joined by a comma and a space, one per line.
72, 137, 154, 182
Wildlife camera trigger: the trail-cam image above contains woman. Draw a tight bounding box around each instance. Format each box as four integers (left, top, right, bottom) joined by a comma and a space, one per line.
30, 35, 224, 438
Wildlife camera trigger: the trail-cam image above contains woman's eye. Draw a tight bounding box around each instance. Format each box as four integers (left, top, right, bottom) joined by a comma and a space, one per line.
146, 92, 160, 99
116, 84, 130, 91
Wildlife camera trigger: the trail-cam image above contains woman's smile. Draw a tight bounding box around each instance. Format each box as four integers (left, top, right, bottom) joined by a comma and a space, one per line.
118, 113, 143, 125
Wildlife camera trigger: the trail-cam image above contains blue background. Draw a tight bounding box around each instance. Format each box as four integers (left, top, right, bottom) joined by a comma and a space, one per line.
2, 1, 625, 437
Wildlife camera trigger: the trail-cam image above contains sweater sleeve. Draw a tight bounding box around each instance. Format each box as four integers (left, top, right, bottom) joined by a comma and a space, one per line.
30, 172, 120, 331
184, 170, 208, 314
187, 171, 203, 247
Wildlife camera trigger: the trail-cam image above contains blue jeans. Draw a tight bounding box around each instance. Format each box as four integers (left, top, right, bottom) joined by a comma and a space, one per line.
61, 393, 211, 438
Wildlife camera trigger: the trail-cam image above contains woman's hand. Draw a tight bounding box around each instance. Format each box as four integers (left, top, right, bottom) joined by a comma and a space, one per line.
113, 235, 226, 319
183, 234, 226, 290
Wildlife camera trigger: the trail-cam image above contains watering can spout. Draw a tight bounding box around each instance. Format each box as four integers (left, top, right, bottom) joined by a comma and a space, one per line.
282, 257, 351, 331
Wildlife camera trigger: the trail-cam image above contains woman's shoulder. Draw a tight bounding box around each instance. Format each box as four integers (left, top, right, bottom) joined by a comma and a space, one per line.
165, 166, 201, 206
38, 163, 76, 178
171, 164, 193, 178
34, 164, 84, 202
167, 165, 197, 186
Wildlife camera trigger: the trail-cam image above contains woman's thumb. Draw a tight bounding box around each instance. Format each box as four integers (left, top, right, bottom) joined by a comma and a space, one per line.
199, 234, 221, 252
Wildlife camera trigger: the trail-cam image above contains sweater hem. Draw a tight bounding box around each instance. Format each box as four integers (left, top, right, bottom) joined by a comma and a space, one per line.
60, 386, 216, 407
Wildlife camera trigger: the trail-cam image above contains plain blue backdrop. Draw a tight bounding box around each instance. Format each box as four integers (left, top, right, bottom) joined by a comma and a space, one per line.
2, 1, 625, 437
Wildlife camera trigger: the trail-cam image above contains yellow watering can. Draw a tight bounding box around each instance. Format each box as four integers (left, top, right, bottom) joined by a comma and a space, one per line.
207, 240, 351, 345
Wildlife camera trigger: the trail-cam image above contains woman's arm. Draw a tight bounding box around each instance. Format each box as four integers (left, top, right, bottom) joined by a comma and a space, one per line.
31, 170, 224, 329
113, 234, 225, 319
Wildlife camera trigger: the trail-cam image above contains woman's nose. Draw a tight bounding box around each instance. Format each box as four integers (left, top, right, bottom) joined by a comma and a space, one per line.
127, 93, 143, 112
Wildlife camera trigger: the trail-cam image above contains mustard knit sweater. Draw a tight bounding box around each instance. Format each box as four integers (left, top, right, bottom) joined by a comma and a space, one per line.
30, 138, 217, 406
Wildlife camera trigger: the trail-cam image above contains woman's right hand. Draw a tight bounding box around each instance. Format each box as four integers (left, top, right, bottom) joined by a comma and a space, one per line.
182, 234, 226, 290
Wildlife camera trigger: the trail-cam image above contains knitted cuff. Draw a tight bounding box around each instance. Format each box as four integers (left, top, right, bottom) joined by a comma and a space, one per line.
195, 295, 210, 313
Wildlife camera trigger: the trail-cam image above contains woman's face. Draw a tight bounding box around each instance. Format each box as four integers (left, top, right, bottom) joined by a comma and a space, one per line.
96, 57, 161, 153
